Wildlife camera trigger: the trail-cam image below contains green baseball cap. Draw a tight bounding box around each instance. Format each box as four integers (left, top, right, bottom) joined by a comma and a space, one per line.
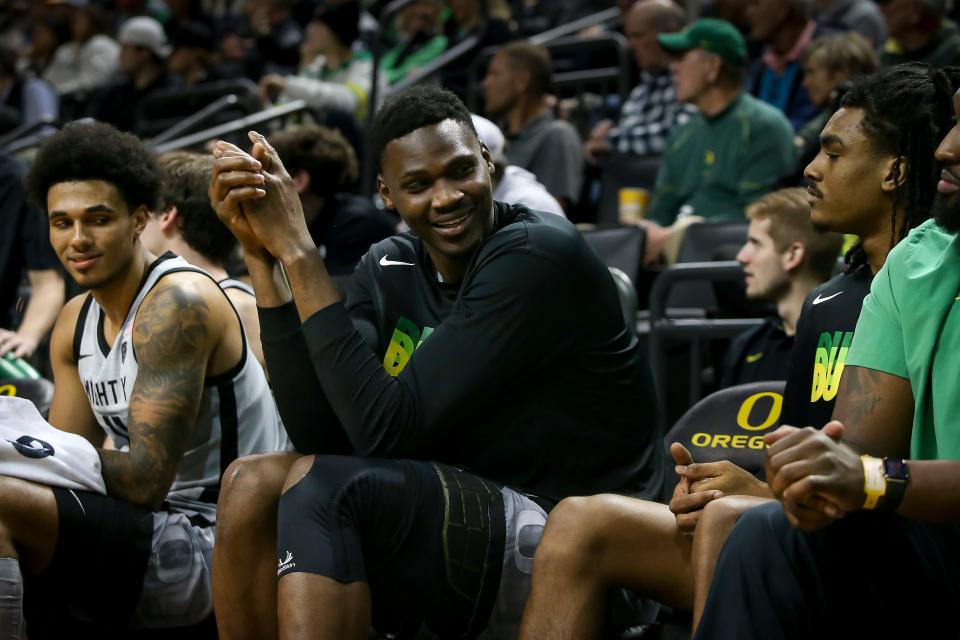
657, 18, 747, 67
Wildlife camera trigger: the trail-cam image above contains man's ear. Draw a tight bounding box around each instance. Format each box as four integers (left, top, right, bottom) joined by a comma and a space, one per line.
159, 206, 179, 233
377, 175, 395, 211
292, 169, 310, 194
706, 52, 722, 85
782, 241, 806, 273
881, 156, 909, 193
478, 140, 495, 173
132, 205, 149, 238
515, 69, 531, 95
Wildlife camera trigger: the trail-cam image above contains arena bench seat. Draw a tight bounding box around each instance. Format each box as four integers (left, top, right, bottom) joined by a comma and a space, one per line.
662, 380, 786, 478
582, 224, 646, 288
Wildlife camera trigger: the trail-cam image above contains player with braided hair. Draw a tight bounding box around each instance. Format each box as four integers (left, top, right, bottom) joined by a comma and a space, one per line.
780, 62, 960, 436
693, 65, 960, 639
518, 63, 959, 640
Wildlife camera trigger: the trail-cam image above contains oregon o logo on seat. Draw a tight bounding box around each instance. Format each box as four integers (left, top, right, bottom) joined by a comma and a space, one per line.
0, 384, 16, 396
736, 392, 783, 432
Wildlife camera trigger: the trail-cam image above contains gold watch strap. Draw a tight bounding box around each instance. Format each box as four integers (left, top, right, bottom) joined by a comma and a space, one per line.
861, 455, 886, 510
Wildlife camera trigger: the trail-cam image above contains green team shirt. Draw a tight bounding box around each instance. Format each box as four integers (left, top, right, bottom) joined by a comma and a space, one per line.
846, 219, 960, 460
646, 92, 795, 226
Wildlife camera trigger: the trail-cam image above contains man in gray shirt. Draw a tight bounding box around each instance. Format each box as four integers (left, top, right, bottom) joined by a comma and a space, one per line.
482, 41, 583, 215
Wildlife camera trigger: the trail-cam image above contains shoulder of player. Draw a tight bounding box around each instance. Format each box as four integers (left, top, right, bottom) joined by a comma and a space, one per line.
502, 204, 580, 244
807, 270, 847, 300
473, 207, 587, 283
60, 291, 92, 323
50, 292, 91, 363
223, 284, 255, 308
885, 218, 952, 276
362, 232, 418, 267
134, 272, 229, 355
224, 285, 258, 329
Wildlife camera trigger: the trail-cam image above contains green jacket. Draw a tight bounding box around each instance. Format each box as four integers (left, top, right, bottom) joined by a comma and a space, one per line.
647, 92, 795, 226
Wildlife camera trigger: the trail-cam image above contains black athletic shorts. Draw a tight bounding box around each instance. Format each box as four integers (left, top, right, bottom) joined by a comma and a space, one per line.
277, 456, 506, 638
23, 488, 153, 633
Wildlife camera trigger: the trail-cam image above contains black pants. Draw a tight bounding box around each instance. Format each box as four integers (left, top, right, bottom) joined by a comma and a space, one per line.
24, 488, 153, 637
277, 456, 506, 639
694, 501, 960, 640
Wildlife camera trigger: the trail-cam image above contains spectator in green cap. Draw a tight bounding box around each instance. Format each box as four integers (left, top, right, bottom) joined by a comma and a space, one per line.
638, 17, 796, 265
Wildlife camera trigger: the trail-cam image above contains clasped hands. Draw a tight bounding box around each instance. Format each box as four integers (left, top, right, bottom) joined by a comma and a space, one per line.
208, 131, 314, 265
668, 420, 868, 534
668, 442, 771, 534
763, 421, 866, 531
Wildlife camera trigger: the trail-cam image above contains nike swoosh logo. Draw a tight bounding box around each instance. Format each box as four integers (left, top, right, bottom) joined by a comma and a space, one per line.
745, 352, 764, 363
812, 291, 843, 305
379, 255, 415, 267
77, 353, 93, 360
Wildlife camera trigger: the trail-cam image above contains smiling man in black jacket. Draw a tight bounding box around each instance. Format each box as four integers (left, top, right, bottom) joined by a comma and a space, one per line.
208, 85, 664, 639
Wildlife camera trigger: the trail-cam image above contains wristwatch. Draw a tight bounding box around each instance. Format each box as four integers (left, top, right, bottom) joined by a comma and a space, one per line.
861, 455, 910, 511
880, 457, 909, 512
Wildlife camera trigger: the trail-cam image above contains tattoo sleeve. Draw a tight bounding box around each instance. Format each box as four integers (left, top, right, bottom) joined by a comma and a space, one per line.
98, 284, 214, 509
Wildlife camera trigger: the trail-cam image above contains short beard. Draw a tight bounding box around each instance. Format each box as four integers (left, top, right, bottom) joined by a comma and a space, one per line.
933, 191, 960, 234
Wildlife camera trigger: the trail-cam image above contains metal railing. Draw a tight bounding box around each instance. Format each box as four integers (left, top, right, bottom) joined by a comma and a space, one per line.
153, 100, 319, 153
465, 32, 631, 113
0, 116, 58, 151
529, 7, 621, 46
149, 93, 242, 146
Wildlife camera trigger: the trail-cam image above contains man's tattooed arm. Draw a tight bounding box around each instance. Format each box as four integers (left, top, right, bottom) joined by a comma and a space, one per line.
98, 281, 218, 509
831, 365, 913, 458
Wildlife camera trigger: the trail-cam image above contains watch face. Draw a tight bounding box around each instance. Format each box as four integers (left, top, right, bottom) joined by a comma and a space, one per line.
884, 458, 909, 481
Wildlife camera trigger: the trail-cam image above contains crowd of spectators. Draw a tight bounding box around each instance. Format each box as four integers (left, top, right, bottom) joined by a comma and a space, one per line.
4, 0, 960, 224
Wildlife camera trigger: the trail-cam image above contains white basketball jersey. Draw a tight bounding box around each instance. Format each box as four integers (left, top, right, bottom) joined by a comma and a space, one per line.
217, 277, 255, 296
74, 253, 287, 521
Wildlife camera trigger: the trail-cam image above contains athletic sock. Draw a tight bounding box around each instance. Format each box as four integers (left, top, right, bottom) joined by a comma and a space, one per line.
0, 558, 23, 640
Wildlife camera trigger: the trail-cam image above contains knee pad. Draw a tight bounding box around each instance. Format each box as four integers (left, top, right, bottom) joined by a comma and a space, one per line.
276, 455, 404, 583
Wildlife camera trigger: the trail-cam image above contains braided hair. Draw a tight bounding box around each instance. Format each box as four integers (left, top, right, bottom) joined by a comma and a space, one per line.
838, 63, 960, 270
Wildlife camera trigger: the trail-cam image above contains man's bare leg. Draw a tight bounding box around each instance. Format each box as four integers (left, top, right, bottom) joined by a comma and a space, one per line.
277, 573, 371, 640
519, 494, 693, 640
275, 455, 371, 640
0, 475, 59, 638
690, 495, 772, 631
0, 476, 58, 571
213, 452, 302, 640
